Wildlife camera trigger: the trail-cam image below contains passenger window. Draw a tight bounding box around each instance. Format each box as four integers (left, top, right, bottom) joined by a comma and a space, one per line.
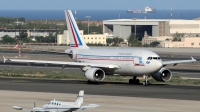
150, 57, 152, 60
158, 57, 161, 60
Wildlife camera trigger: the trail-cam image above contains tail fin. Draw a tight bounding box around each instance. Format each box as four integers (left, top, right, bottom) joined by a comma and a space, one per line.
65, 10, 89, 49
73, 90, 84, 108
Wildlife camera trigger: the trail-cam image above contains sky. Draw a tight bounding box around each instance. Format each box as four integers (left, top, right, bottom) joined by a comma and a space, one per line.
1, 0, 200, 10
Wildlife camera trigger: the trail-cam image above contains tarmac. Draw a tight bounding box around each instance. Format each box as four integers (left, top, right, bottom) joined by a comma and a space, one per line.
1, 78, 200, 112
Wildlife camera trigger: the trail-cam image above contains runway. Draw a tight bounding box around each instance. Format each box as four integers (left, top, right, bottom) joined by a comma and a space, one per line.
0, 77, 200, 101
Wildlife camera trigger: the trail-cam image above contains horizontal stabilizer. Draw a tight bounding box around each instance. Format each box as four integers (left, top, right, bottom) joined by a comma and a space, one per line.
80, 104, 100, 110
12, 106, 22, 110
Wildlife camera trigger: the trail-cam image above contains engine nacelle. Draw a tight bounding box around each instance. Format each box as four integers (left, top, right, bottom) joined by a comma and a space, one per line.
85, 68, 105, 82
151, 68, 172, 82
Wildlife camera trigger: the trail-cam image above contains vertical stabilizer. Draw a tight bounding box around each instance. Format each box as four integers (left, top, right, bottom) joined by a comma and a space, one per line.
65, 10, 89, 49
73, 90, 84, 108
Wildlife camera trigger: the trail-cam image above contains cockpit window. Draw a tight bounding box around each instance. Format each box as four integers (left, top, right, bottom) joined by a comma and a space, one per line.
147, 57, 153, 60
148, 57, 161, 60
153, 57, 157, 59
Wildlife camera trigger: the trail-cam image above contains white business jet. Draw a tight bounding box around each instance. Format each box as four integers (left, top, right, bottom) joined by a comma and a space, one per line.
3, 10, 196, 85
12, 90, 99, 112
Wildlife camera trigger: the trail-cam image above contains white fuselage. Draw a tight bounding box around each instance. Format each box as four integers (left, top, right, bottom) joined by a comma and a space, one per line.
42, 100, 76, 112
70, 48, 163, 76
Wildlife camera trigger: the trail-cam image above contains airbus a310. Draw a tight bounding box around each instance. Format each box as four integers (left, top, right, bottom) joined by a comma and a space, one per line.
4, 10, 196, 86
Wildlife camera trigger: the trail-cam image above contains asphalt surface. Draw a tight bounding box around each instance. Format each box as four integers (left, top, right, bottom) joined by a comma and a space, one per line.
0, 77, 200, 101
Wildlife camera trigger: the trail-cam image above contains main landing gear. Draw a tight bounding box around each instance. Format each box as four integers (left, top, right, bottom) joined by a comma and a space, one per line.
129, 75, 150, 86
143, 75, 150, 86
129, 76, 140, 84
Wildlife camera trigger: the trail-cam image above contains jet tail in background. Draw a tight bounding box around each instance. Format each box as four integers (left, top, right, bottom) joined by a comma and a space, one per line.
65, 10, 89, 49
73, 90, 84, 108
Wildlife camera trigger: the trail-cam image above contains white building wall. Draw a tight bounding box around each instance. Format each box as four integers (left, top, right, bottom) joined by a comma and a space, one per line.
57, 30, 106, 45
0, 32, 19, 38
169, 20, 200, 34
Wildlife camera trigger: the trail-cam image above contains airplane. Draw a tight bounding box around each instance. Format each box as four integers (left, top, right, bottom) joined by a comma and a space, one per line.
3, 10, 196, 86
12, 90, 99, 112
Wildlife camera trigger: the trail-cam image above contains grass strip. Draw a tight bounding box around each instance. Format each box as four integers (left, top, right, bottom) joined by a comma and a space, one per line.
0, 69, 200, 86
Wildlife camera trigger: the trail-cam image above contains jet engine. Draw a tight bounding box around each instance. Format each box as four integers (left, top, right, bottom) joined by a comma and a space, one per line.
85, 68, 105, 82
151, 68, 172, 82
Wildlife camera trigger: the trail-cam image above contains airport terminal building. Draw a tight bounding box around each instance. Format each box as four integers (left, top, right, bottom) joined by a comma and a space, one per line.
103, 19, 200, 39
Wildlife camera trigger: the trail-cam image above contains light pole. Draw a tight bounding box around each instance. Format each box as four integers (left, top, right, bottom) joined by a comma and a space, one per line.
85, 16, 91, 34
133, 18, 138, 37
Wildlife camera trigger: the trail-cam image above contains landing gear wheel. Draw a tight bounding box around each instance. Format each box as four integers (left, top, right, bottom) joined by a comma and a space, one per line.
136, 79, 140, 84
129, 76, 140, 84
87, 80, 98, 84
143, 81, 149, 86
129, 79, 133, 84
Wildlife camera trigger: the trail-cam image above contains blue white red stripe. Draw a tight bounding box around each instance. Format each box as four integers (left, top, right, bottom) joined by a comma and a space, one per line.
66, 11, 83, 47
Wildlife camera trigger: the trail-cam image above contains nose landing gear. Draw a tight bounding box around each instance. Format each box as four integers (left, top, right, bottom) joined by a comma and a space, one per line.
143, 75, 150, 86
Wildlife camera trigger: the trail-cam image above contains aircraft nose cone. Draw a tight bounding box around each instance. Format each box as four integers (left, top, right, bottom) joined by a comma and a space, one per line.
156, 61, 162, 70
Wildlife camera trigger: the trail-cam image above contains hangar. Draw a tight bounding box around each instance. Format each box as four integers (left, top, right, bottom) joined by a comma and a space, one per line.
103, 19, 200, 40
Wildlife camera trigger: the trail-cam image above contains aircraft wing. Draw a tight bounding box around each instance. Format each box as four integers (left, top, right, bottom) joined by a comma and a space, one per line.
162, 57, 196, 66
34, 50, 71, 55
3, 56, 120, 69
79, 104, 100, 110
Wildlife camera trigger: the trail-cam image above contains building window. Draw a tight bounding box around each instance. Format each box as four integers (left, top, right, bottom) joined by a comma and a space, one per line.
99, 37, 101, 39
95, 37, 97, 39
191, 42, 194, 46
91, 37, 93, 39
88, 37, 89, 39
84, 37, 85, 39
199, 43, 200, 45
